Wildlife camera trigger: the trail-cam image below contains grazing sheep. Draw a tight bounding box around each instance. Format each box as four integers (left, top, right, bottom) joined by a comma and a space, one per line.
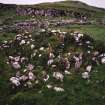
53, 72, 64, 82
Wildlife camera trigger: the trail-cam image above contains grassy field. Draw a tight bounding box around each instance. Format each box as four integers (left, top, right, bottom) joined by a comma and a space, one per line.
0, 24, 105, 105
0, 1, 105, 105
54, 24, 105, 42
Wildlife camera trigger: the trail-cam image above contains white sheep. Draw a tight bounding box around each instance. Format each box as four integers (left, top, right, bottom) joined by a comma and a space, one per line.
39, 47, 44, 51
86, 65, 92, 72
47, 59, 54, 65
46, 84, 53, 89
10, 77, 20, 86
28, 72, 35, 81
53, 87, 64, 92
49, 53, 55, 58
31, 44, 35, 49
53, 72, 64, 82
27, 64, 34, 71
19, 75, 28, 81
14, 56, 20, 62
82, 72, 89, 79
20, 40, 26, 45
44, 75, 49, 82
12, 62, 21, 69
101, 57, 105, 64
65, 70, 71, 75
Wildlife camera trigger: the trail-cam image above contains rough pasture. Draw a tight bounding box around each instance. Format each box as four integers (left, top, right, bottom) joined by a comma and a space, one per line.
0, 29, 105, 105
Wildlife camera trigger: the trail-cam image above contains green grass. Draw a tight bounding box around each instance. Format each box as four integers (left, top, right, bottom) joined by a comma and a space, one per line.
0, 1, 105, 105
0, 26, 105, 105
0, 32, 16, 42
54, 24, 105, 42
1, 65, 105, 105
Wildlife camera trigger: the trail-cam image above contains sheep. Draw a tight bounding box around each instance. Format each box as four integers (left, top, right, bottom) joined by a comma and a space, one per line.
46, 84, 53, 89
28, 71, 35, 81
27, 64, 34, 71
39, 47, 45, 51
53, 87, 64, 92
44, 75, 49, 82
101, 57, 105, 64
39, 54, 42, 57
86, 65, 92, 72
10, 77, 20, 87
30, 44, 35, 49
12, 62, 21, 70
20, 40, 26, 45
53, 72, 64, 82
19, 75, 28, 81
64, 58, 70, 70
14, 56, 20, 62
26, 81, 33, 88
47, 59, 54, 66
74, 56, 81, 70
82, 72, 89, 79
65, 70, 71, 75
49, 53, 55, 59
41, 29, 46, 32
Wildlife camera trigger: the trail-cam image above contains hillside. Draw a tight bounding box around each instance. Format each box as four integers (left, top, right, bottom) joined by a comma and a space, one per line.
0, 0, 105, 23
0, 1, 105, 105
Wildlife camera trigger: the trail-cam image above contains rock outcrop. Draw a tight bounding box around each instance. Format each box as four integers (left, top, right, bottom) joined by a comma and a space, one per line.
16, 7, 89, 19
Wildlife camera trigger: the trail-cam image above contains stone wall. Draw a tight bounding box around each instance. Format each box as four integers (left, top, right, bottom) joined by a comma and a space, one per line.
16, 7, 89, 19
